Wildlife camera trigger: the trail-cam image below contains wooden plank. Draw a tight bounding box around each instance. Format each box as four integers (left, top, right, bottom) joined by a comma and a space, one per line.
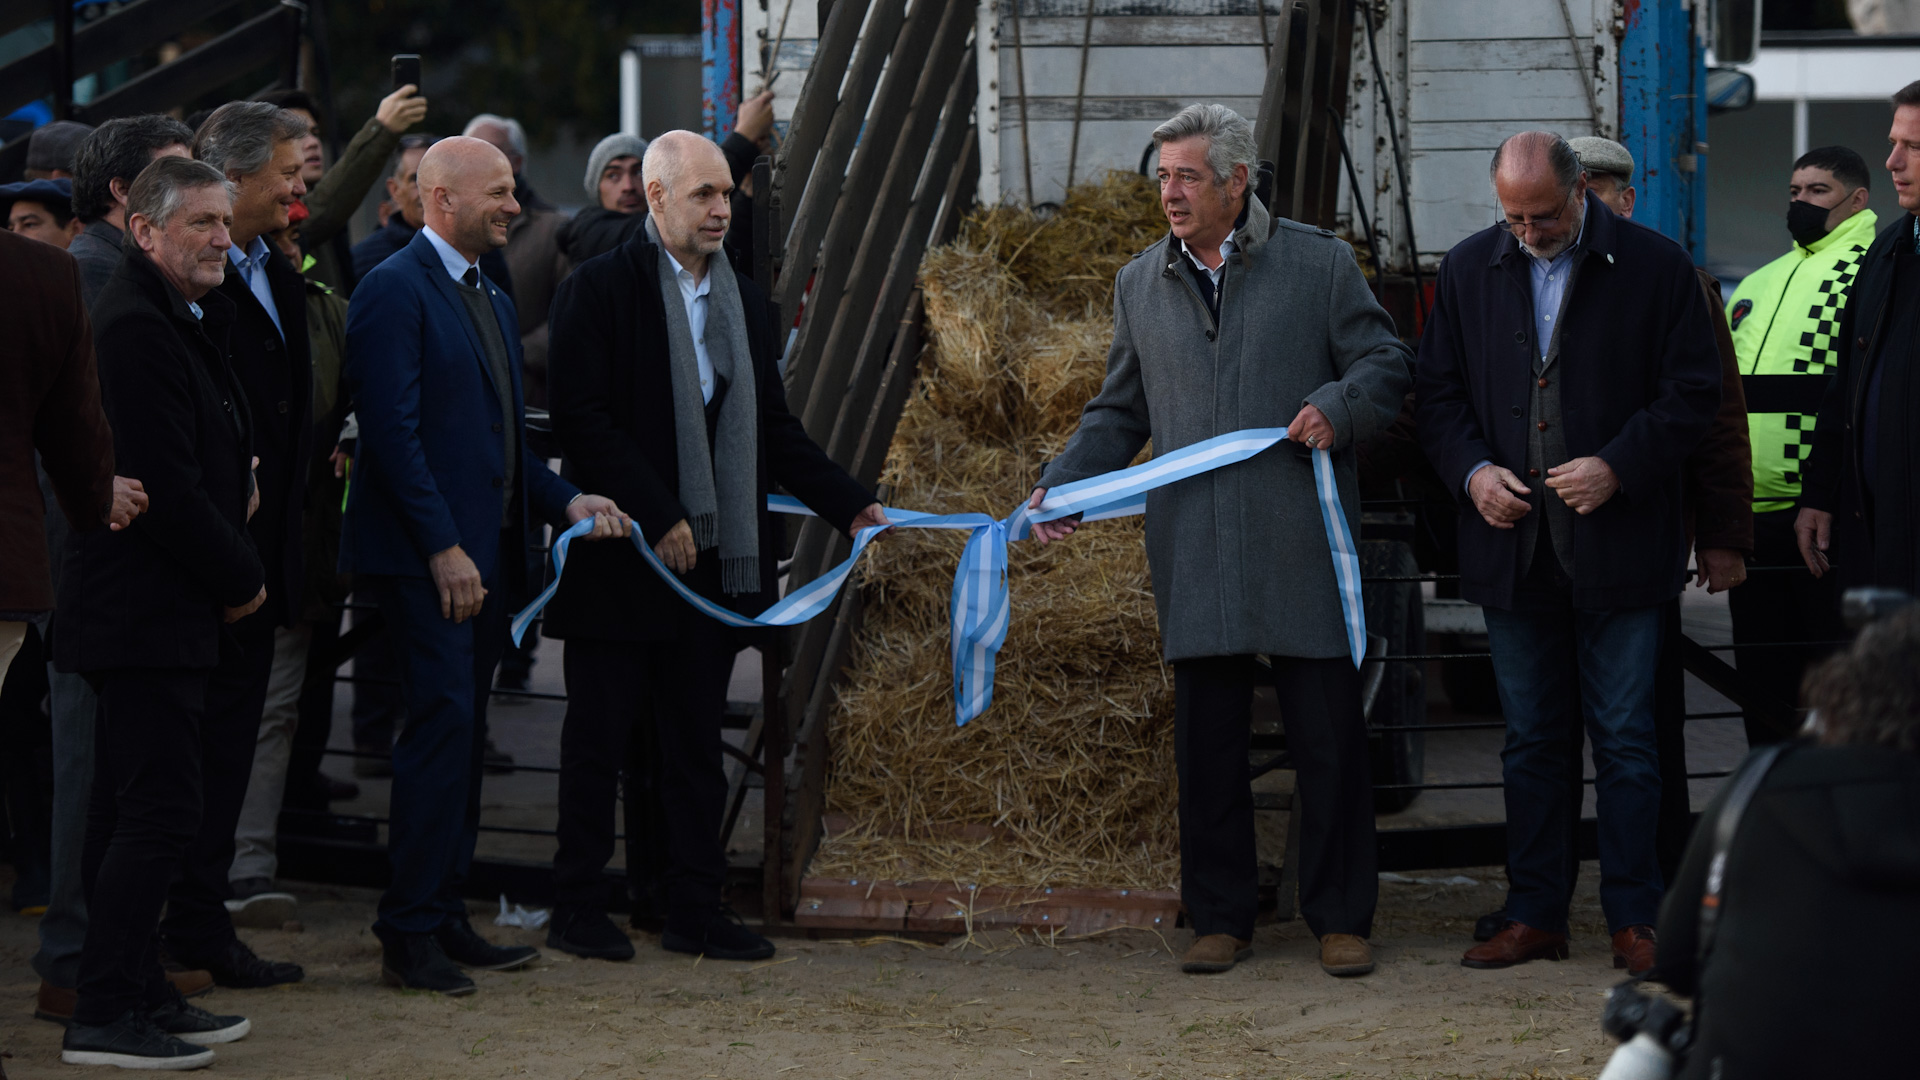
1281, 0, 1320, 221
784, 583, 867, 906
1409, 36, 1595, 73
850, 291, 928, 486
1020, 0, 1275, 15
771, 0, 873, 239
795, 877, 1181, 938
783, 0, 958, 418
1407, 68, 1595, 125
775, 0, 908, 332
804, 34, 977, 448
1303, 0, 1355, 228
1004, 13, 1274, 46
1251, 1, 1295, 170
1001, 95, 1264, 122
1002, 43, 1267, 97
1407, 0, 1571, 41
1410, 118, 1598, 152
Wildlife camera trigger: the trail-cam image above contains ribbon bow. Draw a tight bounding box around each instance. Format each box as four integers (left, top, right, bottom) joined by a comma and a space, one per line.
512, 427, 1365, 725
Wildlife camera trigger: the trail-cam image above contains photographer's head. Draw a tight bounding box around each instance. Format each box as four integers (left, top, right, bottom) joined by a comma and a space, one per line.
417, 135, 519, 263
1806, 604, 1920, 753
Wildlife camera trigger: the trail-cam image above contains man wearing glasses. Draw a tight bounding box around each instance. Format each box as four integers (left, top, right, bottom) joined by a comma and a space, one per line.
1415, 131, 1722, 976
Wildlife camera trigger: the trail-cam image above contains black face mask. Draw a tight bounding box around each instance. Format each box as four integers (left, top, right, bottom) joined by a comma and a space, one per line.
1787, 199, 1834, 247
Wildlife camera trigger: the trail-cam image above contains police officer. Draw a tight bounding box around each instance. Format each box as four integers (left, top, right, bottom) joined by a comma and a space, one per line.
1722, 146, 1876, 745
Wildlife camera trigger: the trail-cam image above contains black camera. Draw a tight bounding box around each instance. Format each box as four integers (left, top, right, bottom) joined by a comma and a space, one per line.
1597, 981, 1691, 1080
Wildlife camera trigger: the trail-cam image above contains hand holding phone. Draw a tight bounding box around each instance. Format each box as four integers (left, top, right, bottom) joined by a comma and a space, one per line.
391, 54, 421, 94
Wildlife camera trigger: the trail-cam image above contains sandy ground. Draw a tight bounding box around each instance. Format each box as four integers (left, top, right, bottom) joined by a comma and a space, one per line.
0, 864, 1659, 1080
0, 585, 1742, 1079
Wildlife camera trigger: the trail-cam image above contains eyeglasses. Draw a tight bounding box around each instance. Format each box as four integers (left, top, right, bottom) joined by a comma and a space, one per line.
1496, 187, 1577, 232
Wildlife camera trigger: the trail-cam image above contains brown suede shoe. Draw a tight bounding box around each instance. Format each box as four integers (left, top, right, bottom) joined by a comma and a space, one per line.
34, 980, 75, 1026
1319, 934, 1374, 976
1461, 921, 1570, 969
1181, 934, 1252, 974
1612, 924, 1658, 977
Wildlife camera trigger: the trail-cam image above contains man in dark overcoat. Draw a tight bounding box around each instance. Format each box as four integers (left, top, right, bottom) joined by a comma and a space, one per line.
1416, 131, 1721, 976
1799, 80, 1920, 596
53, 156, 260, 1069
544, 131, 883, 963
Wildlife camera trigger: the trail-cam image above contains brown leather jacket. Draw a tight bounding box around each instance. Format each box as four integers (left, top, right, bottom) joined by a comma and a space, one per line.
1688, 268, 1754, 555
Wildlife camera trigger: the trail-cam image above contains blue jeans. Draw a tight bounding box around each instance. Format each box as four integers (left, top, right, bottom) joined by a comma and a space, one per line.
1484, 599, 1665, 935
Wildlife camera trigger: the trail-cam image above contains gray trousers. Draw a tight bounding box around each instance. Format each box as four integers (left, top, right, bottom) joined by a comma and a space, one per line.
31, 664, 96, 988
230, 623, 313, 883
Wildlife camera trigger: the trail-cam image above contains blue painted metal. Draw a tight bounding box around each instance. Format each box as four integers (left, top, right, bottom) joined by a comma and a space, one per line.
1617, 0, 1706, 260
702, 0, 741, 141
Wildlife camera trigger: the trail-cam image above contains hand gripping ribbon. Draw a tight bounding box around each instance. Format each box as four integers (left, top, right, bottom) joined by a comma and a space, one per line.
512, 428, 1365, 725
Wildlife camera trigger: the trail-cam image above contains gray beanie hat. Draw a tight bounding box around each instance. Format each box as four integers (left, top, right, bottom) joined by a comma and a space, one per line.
584, 132, 648, 200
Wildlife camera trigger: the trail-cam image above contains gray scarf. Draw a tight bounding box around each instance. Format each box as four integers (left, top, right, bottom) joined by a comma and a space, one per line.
646, 215, 761, 595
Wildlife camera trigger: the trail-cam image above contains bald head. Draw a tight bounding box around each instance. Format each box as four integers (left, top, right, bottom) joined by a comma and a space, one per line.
418, 136, 519, 261
642, 130, 727, 198
1491, 130, 1586, 259
643, 130, 734, 278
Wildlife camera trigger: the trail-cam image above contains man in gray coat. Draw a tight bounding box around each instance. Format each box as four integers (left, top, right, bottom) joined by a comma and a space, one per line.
1031, 104, 1412, 978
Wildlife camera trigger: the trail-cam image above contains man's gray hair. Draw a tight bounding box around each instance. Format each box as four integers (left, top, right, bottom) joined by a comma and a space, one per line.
1151, 103, 1258, 186
126, 155, 233, 229
463, 113, 528, 161
1489, 130, 1583, 191
192, 100, 307, 178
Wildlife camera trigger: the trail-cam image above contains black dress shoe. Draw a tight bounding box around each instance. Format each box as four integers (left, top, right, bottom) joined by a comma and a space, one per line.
377, 930, 476, 996
169, 935, 304, 989
661, 908, 776, 961
547, 907, 636, 961
148, 986, 250, 1045
62, 1009, 215, 1070
435, 916, 538, 971
1473, 907, 1508, 943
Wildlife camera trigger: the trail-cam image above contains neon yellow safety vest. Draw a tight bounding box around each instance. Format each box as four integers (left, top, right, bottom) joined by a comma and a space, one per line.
1725, 208, 1878, 513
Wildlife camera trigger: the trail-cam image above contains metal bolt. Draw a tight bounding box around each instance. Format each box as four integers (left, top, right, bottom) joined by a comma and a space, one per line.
1120, 890, 1129, 896
1153, 917, 1161, 924
850, 879, 859, 886
1042, 914, 1050, 921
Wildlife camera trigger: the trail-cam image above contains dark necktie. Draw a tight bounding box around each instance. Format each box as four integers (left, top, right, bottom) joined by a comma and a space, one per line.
463, 267, 479, 288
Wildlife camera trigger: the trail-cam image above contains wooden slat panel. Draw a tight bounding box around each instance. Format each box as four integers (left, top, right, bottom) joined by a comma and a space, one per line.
1001, 43, 1266, 97
1408, 68, 1594, 125
795, 877, 1182, 938
1007, 14, 1272, 46
1410, 36, 1595, 73
1408, 0, 1572, 41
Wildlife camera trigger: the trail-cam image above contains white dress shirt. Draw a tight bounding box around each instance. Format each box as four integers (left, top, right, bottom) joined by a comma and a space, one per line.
1179, 233, 1237, 288
662, 247, 717, 405
228, 235, 283, 340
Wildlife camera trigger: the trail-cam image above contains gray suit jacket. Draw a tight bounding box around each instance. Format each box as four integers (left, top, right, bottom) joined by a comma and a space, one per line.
1039, 195, 1411, 662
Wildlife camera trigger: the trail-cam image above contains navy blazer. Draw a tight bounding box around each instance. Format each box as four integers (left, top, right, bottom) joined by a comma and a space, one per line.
341, 229, 578, 585
1414, 193, 1722, 611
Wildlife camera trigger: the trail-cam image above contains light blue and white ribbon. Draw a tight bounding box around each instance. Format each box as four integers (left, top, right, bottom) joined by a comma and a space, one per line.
512, 428, 1366, 725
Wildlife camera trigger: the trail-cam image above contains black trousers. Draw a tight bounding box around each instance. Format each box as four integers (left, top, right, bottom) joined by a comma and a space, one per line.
1728, 509, 1843, 745
77, 666, 210, 1024
553, 622, 733, 923
158, 616, 272, 953
1174, 654, 1377, 940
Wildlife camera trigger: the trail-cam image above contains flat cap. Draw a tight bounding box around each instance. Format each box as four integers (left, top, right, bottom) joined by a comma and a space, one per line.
27, 120, 94, 173
1568, 136, 1634, 183
0, 177, 75, 216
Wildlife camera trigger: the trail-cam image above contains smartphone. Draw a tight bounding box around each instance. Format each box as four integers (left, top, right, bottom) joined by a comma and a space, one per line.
391, 54, 421, 93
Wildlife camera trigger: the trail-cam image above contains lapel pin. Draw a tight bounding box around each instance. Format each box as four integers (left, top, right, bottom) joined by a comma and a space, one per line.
1606, 253, 1614, 264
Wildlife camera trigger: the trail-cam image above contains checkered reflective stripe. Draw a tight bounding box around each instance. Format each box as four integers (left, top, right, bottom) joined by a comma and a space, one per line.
1780, 242, 1869, 485
1795, 243, 1867, 374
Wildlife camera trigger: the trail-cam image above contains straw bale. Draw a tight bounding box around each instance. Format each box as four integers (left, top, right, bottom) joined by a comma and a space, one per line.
812, 172, 1186, 890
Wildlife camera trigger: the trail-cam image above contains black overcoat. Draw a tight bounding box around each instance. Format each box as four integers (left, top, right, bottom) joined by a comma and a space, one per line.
55, 250, 265, 673
1414, 192, 1723, 611
1801, 211, 1920, 592
210, 244, 311, 628
543, 222, 873, 642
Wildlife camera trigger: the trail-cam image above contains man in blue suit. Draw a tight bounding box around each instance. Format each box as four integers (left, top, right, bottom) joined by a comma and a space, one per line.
343, 136, 630, 995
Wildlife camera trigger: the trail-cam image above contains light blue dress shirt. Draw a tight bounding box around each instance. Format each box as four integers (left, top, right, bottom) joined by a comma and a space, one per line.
228, 235, 283, 341
421, 224, 481, 283
663, 247, 717, 405
1465, 216, 1586, 493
